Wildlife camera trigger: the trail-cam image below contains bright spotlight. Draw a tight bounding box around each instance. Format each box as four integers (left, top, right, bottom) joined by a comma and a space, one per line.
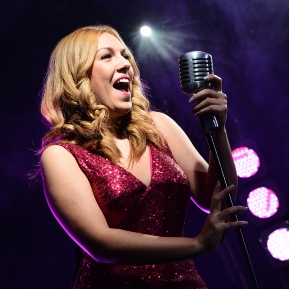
232, 146, 260, 178
260, 221, 289, 267
239, 181, 286, 226
267, 228, 289, 261
247, 187, 279, 218
140, 26, 152, 37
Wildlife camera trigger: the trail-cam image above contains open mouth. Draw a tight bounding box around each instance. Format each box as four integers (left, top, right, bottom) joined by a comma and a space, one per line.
113, 78, 130, 92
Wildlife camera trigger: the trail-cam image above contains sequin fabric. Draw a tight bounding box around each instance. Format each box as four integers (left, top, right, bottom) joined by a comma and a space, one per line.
56, 142, 207, 289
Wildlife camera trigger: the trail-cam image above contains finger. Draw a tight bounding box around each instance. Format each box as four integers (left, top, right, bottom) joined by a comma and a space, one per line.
194, 93, 227, 104
192, 99, 227, 113
223, 220, 249, 230
210, 184, 235, 214
215, 91, 227, 100
218, 205, 248, 220
193, 105, 227, 120
191, 93, 227, 112
190, 89, 227, 104
209, 182, 225, 213
204, 74, 222, 91
215, 185, 235, 203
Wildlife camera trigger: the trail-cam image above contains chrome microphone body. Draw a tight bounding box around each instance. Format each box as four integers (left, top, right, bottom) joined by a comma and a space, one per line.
178, 51, 219, 134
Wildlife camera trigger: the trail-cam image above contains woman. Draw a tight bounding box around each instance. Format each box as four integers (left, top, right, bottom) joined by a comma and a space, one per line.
40, 25, 248, 288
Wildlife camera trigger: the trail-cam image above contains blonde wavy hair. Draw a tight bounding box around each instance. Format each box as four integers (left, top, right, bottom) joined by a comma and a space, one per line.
41, 25, 164, 164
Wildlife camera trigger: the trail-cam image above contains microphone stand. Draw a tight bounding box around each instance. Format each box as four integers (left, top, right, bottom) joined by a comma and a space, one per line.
200, 115, 260, 289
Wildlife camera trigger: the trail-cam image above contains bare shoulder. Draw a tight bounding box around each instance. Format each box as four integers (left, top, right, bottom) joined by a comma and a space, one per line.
149, 111, 195, 151
40, 144, 89, 199
149, 110, 174, 125
149, 111, 182, 140
41, 144, 72, 162
41, 144, 81, 173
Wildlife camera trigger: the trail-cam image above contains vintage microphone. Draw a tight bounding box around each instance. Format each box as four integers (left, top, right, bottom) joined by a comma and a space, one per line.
178, 51, 260, 289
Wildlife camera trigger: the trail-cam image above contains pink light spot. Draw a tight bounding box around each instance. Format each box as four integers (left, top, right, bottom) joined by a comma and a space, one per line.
267, 228, 289, 261
247, 187, 279, 218
232, 146, 260, 178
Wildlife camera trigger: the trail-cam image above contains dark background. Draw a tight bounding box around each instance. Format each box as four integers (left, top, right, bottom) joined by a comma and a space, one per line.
1, 0, 289, 288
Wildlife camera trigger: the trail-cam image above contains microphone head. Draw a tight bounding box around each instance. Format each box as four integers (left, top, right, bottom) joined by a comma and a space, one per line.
178, 51, 214, 94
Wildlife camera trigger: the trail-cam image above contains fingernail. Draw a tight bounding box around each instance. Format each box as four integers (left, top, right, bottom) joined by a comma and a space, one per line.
189, 97, 195, 103
204, 75, 210, 80
229, 184, 235, 189
242, 206, 249, 211
242, 221, 249, 225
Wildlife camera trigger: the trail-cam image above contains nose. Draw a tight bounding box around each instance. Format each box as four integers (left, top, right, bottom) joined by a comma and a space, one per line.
116, 57, 131, 73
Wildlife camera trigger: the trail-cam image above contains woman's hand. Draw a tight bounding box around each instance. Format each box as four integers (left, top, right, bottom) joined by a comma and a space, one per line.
195, 182, 248, 254
189, 74, 227, 128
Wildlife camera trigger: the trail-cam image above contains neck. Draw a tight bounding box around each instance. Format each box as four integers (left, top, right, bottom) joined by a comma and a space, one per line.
109, 116, 128, 139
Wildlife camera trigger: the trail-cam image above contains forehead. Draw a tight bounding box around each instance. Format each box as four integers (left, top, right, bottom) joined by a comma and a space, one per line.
97, 32, 125, 50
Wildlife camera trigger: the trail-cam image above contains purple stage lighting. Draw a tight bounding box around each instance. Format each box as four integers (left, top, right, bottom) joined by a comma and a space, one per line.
267, 227, 289, 261
247, 187, 279, 218
260, 221, 289, 268
232, 146, 260, 178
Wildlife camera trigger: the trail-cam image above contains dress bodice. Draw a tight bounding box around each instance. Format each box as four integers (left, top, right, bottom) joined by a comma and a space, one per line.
54, 142, 207, 289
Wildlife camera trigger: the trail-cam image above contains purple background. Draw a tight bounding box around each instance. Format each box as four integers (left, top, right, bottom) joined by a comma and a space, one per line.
1, 0, 289, 288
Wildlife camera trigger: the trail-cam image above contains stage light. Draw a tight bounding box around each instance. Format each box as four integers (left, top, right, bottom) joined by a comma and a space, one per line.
247, 187, 279, 219
232, 146, 260, 178
267, 228, 289, 261
132, 25, 192, 65
260, 221, 289, 267
140, 26, 152, 37
239, 180, 286, 226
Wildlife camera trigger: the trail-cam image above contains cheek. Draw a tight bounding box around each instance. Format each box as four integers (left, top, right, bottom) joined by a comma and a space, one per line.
91, 73, 101, 91
91, 78, 109, 103
90, 65, 107, 91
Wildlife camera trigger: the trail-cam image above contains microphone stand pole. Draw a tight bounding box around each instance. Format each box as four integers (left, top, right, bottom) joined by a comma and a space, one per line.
200, 115, 260, 289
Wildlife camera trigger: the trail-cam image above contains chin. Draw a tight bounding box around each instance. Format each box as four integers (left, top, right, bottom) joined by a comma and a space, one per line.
110, 107, 132, 118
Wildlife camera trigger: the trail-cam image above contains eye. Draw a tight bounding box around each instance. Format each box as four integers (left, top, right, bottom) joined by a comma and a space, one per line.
123, 53, 131, 60
100, 53, 112, 60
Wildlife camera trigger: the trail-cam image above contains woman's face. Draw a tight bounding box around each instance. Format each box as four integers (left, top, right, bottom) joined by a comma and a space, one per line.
90, 32, 134, 120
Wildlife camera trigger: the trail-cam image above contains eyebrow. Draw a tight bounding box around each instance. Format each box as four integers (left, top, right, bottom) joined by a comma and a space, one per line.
96, 47, 128, 54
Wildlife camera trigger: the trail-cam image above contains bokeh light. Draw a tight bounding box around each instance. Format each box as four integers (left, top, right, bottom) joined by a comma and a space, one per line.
267, 228, 289, 261
247, 187, 279, 218
232, 146, 260, 178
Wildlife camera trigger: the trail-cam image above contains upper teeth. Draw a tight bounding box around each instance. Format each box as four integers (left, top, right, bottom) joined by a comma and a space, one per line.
116, 79, 129, 83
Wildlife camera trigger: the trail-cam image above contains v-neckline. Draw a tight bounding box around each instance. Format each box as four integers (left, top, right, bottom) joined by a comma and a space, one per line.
112, 144, 153, 188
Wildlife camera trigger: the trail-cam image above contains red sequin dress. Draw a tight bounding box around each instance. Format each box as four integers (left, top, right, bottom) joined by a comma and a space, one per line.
56, 142, 207, 289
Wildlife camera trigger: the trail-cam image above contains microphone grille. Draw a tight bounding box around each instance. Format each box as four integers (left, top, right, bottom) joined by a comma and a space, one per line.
178, 51, 214, 94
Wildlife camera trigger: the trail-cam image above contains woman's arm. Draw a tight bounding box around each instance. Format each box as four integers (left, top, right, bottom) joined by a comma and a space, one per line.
41, 145, 245, 265
191, 74, 238, 208
150, 74, 237, 211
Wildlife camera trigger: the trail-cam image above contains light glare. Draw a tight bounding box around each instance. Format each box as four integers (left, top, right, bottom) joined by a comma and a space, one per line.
140, 26, 152, 37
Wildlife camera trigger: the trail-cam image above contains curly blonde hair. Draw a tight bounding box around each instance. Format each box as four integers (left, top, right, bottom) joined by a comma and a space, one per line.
41, 25, 164, 163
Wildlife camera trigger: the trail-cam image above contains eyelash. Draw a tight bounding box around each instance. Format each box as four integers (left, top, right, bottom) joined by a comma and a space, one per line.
100, 53, 112, 60
100, 53, 131, 60
123, 54, 131, 60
